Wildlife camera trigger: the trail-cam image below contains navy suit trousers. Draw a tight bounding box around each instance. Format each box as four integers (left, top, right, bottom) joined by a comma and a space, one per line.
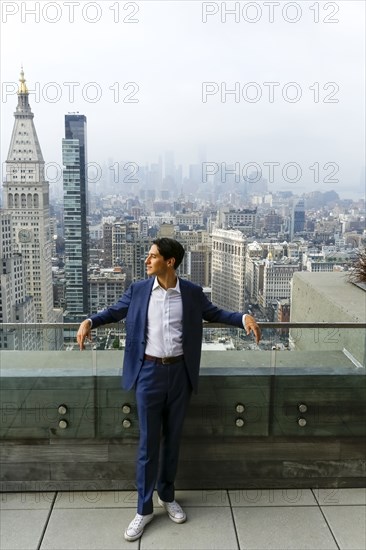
135, 357, 192, 515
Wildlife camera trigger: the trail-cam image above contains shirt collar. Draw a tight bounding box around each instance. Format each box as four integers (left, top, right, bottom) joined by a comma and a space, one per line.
153, 276, 181, 294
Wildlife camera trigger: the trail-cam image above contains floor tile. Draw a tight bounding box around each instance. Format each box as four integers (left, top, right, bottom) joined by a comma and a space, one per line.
322, 505, 366, 550
233, 506, 338, 550
40, 508, 138, 549
313, 487, 366, 506
229, 488, 317, 507
2, 489, 365, 550
140, 507, 238, 550
54, 490, 138, 508
0, 509, 50, 550
0, 492, 55, 510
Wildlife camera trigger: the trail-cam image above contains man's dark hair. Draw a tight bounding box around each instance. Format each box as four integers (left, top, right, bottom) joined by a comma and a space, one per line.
153, 238, 185, 269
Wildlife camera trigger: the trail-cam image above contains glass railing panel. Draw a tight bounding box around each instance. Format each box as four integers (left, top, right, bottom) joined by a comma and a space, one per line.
1, 322, 365, 372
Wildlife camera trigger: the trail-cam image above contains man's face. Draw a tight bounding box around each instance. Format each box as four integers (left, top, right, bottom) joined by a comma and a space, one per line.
145, 244, 173, 277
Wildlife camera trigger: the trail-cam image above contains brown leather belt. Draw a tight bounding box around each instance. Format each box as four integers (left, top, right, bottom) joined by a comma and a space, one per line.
144, 354, 184, 365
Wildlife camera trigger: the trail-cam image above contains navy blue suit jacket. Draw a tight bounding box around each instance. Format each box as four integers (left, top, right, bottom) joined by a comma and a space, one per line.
90, 278, 244, 392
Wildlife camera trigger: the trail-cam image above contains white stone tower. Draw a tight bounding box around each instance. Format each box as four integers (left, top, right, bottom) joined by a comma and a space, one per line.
3, 68, 54, 323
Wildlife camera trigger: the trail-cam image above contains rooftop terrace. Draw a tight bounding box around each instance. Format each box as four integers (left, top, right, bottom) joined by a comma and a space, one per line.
1, 321, 365, 549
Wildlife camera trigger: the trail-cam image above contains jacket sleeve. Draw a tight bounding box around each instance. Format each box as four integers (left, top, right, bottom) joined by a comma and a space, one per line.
90, 283, 133, 328
199, 288, 243, 328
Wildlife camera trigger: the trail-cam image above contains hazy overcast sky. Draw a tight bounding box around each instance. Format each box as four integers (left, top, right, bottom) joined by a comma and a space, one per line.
1, 0, 365, 197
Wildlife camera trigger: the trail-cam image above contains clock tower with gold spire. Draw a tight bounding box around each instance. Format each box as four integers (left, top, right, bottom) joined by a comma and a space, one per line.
3, 68, 56, 328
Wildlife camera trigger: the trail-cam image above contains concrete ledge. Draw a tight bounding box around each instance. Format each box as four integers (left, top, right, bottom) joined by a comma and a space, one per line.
291, 273, 366, 365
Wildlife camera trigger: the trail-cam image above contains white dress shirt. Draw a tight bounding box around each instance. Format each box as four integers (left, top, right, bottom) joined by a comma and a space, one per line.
145, 277, 184, 358
88, 280, 249, 350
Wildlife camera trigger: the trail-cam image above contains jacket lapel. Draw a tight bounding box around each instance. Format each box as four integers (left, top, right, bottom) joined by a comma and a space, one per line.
140, 278, 154, 330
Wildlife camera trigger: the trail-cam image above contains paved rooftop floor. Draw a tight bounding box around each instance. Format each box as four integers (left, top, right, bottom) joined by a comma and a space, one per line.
1, 488, 365, 550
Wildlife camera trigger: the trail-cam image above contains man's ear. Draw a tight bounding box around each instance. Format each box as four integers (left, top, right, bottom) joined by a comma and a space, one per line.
168, 257, 175, 268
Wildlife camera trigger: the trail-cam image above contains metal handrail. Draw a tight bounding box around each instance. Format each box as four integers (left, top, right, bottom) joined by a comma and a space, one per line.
1, 322, 365, 329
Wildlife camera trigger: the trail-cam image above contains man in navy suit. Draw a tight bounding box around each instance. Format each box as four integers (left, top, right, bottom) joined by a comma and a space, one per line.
77, 238, 261, 541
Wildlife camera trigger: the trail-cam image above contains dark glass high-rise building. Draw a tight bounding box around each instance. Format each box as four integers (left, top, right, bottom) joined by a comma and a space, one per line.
291, 198, 306, 240
62, 114, 89, 319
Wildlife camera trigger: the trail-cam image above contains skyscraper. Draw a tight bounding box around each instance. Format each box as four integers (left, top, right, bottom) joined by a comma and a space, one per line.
211, 228, 246, 312
3, 69, 55, 325
62, 114, 89, 319
162, 150, 176, 198
290, 198, 306, 239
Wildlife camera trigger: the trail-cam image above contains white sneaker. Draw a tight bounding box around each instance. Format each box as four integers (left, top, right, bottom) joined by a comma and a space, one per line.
158, 497, 187, 523
124, 513, 154, 541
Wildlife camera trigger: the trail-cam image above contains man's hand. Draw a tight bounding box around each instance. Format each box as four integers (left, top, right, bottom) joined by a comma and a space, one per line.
244, 314, 261, 344
77, 319, 92, 350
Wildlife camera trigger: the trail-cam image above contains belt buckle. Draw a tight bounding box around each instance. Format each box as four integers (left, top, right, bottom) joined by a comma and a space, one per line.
161, 357, 169, 365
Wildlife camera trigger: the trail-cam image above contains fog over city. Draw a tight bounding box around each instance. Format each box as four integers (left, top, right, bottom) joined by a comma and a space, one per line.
1, 0, 365, 198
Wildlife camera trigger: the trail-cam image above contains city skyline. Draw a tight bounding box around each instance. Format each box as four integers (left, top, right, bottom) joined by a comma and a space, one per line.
1, 60, 364, 345
1, 1, 365, 200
